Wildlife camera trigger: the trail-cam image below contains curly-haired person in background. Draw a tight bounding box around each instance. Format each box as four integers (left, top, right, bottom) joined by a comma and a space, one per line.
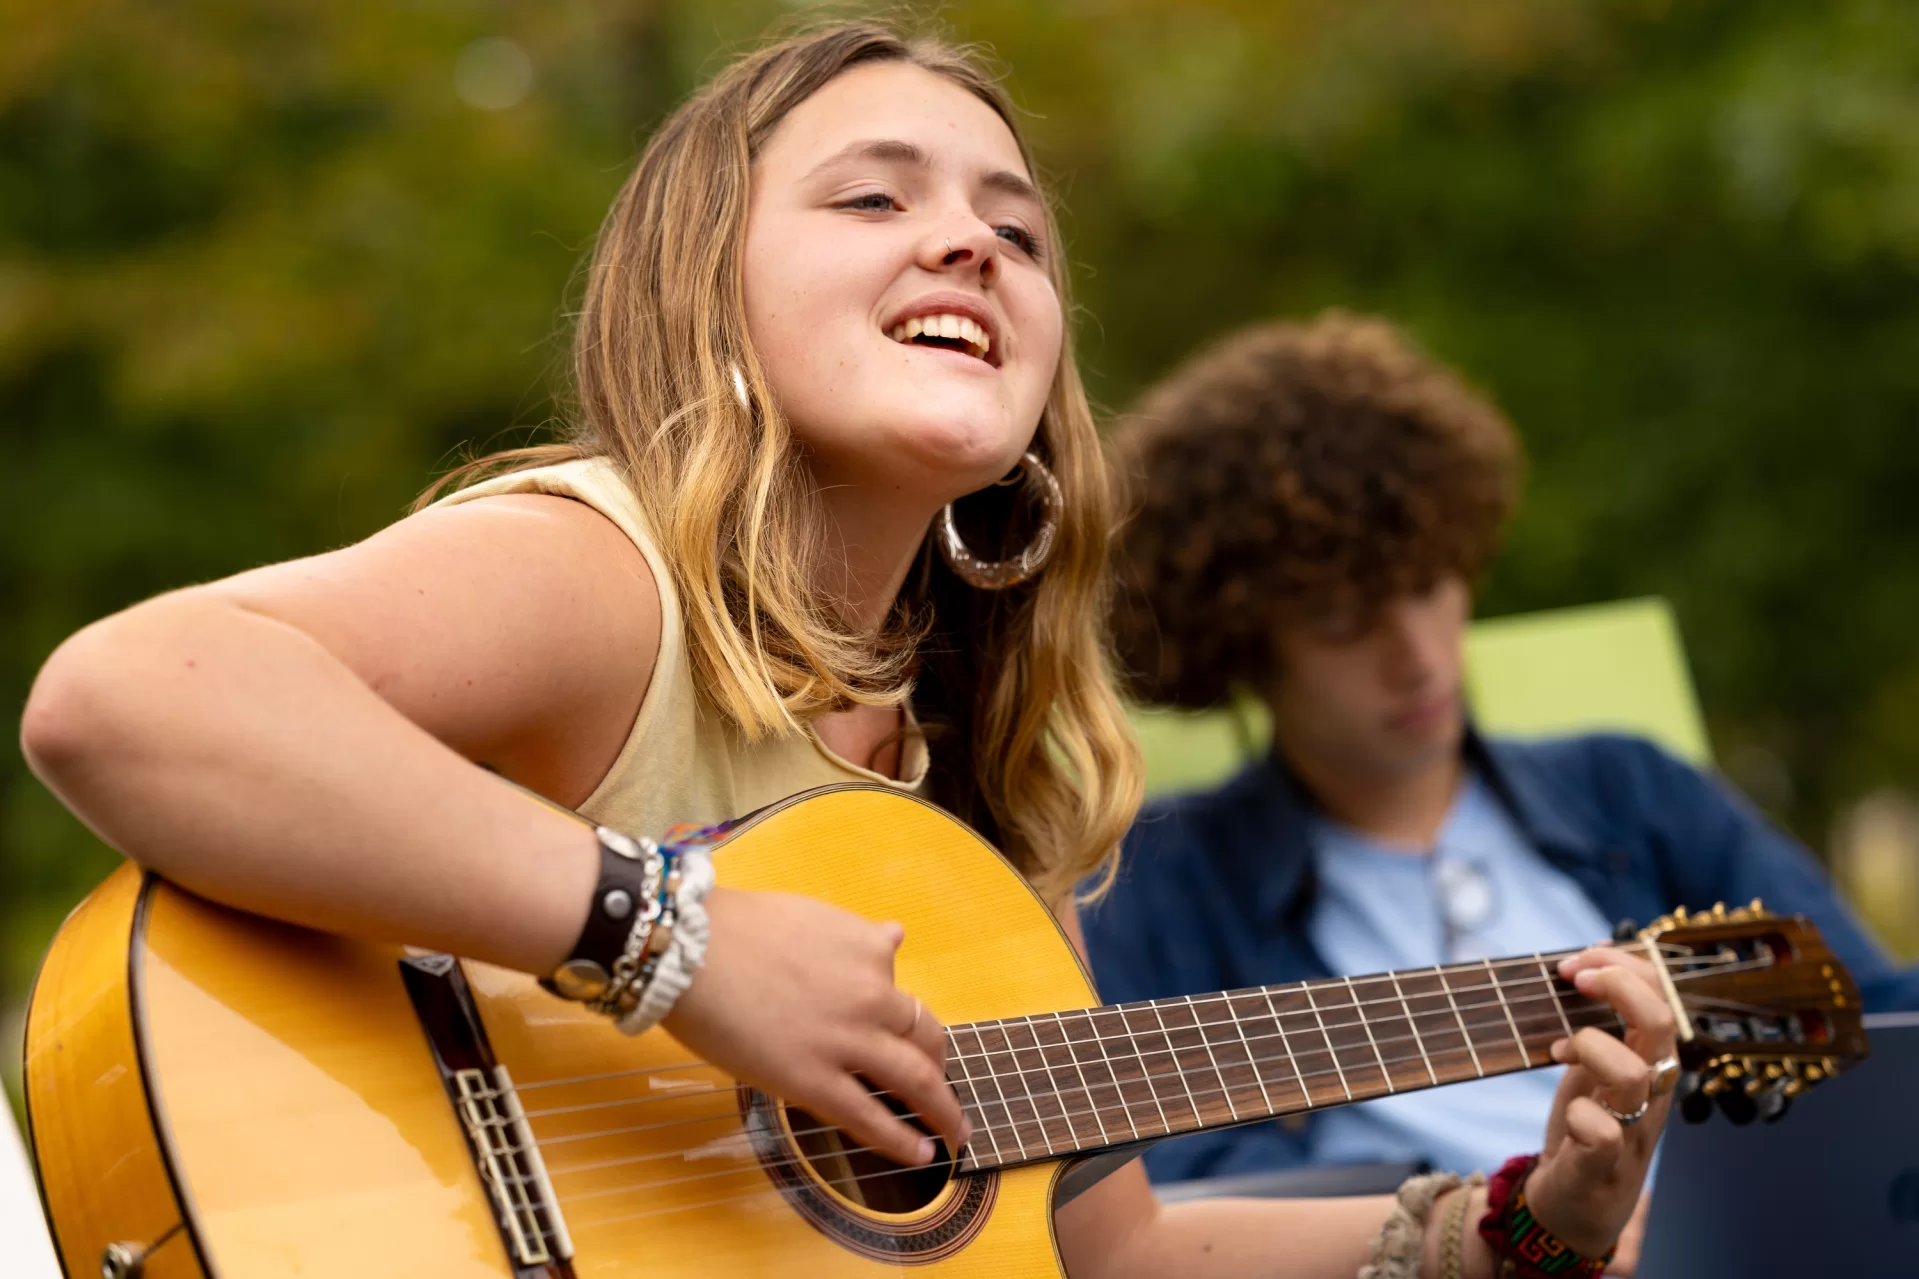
1081, 312, 1918, 1211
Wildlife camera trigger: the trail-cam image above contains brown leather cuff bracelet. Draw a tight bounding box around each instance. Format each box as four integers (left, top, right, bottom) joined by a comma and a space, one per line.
539, 827, 662, 1003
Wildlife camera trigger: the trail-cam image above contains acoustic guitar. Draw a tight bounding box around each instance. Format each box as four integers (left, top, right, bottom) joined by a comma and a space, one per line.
24, 785, 1868, 1277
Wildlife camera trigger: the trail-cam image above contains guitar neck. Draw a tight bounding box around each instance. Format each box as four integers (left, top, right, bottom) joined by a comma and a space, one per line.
945, 946, 1632, 1172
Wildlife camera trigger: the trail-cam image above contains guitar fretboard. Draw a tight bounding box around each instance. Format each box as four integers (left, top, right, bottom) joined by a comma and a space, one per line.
944, 948, 1624, 1172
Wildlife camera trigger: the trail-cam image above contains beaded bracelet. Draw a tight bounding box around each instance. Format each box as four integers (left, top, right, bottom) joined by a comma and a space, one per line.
607, 820, 728, 1035
1477, 1155, 1615, 1279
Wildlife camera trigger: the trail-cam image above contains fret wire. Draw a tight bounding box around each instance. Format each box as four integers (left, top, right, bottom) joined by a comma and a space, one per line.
1345, 975, 1396, 1095
938, 974, 1601, 1074
1182, 993, 1241, 1123
956, 1006, 1623, 1155
943, 1002, 1622, 1137
1436, 964, 1485, 1076
1537, 953, 1575, 1040
1028, 1013, 1096, 1151
1052, 1010, 1112, 1146
1259, 985, 1312, 1107
967, 1023, 1029, 1161
1080, 1008, 1147, 1143
1482, 957, 1532, 1065
1009, 1018, 1063, 1156
1301, 981, 1353, 1101
1147, 1000, 1208, 1128
1387, 970, 1439, 1087
1086, 1006, 1157, 1142
1110, 1006, 1173, 1137
1223, 992, 1277, 1114
1107, 1009, 1156, 1142
947, 1028, 1003, 1169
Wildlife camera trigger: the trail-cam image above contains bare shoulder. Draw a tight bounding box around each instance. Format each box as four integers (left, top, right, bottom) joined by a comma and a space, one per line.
207, 491, 661, 804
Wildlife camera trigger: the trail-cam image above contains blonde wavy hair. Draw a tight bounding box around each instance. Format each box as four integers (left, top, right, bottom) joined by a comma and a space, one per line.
427, 20, 1140, 900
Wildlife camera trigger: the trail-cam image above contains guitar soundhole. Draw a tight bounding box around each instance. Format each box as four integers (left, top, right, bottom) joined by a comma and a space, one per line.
786, 1103, 952, 1213
743, 1086, 997, 1263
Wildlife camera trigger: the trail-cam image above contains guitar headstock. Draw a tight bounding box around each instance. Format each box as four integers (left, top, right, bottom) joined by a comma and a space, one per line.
1643, 900, 1870, 1125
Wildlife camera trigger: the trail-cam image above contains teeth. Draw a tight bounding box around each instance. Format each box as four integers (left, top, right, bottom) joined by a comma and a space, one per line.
887, 312, 992, 357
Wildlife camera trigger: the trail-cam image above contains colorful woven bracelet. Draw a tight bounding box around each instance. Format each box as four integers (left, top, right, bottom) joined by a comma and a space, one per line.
1476, 1155, 1615, 1279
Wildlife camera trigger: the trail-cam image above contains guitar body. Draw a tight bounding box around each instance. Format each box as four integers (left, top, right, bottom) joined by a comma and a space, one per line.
26, 787, 1092, 1278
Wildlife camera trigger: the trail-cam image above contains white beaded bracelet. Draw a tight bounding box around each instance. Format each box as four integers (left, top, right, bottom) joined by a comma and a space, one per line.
616, 846, 715, 1036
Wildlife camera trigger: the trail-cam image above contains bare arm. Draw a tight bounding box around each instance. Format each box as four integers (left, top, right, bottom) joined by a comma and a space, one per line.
21, 494, 645, 972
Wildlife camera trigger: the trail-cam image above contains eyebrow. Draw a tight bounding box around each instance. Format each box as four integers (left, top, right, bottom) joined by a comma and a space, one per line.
803, 137, 1042, 205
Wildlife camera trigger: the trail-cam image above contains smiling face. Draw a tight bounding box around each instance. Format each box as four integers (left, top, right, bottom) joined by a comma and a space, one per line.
742, 60, 1063, 505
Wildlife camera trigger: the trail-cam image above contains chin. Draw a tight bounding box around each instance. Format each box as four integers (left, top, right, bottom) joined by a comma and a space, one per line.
883, 406, 1033, 489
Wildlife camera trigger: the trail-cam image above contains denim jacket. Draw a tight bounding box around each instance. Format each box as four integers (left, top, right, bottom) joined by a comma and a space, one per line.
1079, 731, 1919, 1183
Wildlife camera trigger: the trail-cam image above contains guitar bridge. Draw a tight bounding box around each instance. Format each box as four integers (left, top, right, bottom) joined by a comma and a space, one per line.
401, 953, 577, 1278
455, 1064, 573, 1267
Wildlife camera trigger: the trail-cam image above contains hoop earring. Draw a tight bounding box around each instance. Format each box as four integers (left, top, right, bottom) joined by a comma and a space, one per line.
937, 450, 1062, 590
729, 364, 750, 411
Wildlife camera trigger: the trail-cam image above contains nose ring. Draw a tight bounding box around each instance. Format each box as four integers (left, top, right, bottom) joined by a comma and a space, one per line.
945, 237, 953, 255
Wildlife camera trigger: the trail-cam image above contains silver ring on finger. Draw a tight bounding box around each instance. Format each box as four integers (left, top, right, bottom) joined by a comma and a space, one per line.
1600, 1096, 1651, 1127
1647, 1054, 1681, 1098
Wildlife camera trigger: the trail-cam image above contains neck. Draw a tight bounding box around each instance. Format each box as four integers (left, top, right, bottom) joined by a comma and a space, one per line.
1280, 736, 1464, 849
811, 480, 942, 634
945, 946, 1630, 1172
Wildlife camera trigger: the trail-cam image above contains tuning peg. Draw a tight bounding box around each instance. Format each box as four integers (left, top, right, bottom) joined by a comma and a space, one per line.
1677, 1071, 1714, 1124
1717, 1086, 1758, 1126
1750, 897, 1768, 917
1613, 918, 1640, 942
1711, 901, 1728, 919
1757, 1079, 1794, 1124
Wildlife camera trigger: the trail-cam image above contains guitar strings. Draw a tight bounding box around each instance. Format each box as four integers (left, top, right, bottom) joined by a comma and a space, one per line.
508, 944, 1680, 1094
514, 966, 1772, 1178
542, 971, 1792, 1195
552, 1001, 1647, 1232
523, 958, 1778, 1190
534, 991, 1625, 1171
516, 966, 1607, 1121
499, 957, 1788, 1230
519, 999, 1632, 1215
514, 945, 1755, 1128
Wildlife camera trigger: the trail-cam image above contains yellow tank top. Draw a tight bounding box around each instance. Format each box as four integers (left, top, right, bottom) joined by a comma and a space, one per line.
433, 457, 927, 840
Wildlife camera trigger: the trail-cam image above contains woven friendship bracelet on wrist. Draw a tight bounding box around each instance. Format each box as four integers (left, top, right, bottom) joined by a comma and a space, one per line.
1477, 1155, 1615, 1279
1360, 1170, 1469, 1279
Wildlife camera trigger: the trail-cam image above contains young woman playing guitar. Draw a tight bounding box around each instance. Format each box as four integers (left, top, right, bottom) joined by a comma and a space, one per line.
22, 22, 1676, 1278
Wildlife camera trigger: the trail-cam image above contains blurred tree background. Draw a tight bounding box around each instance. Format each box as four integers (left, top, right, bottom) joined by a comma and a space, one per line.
6, 0, 1919, 1105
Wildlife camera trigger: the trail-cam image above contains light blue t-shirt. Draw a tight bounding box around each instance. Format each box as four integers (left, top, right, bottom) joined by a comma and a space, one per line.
1306, 772, 1613, 1175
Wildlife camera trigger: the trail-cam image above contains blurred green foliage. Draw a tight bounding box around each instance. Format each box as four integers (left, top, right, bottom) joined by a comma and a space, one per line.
6, 0, 1919, 1020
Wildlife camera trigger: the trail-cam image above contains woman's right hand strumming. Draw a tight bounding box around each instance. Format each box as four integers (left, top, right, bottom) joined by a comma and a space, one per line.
666, 888, 967, 1168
